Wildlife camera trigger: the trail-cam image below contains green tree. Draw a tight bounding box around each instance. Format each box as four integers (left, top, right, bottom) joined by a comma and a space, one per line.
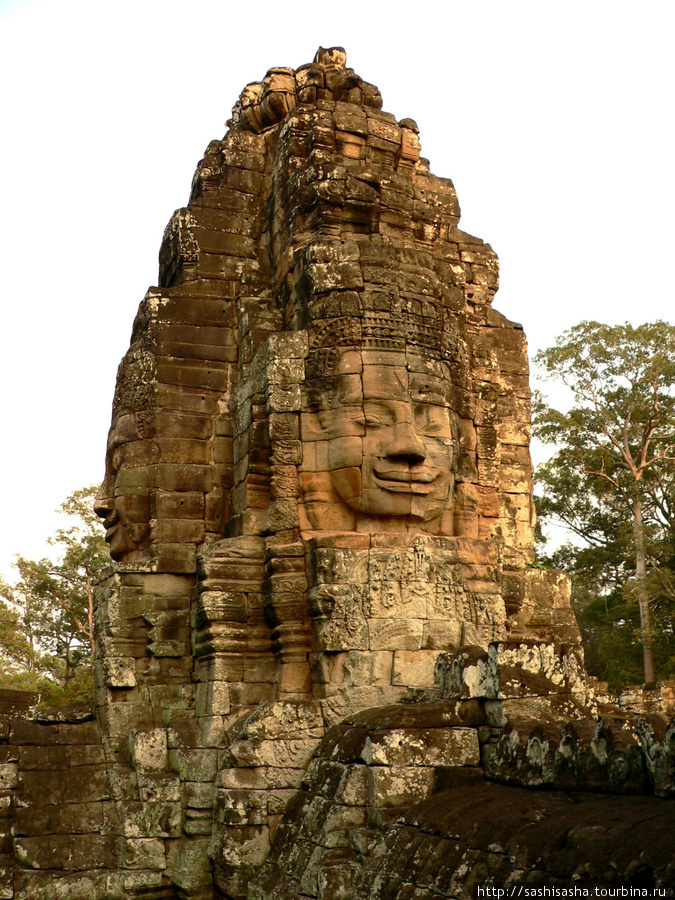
0, 598, 38, 677
0, 485, 109, 704
534, 321, 675, 684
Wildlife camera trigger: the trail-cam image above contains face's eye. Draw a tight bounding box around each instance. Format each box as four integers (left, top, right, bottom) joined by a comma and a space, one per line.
361, 401, 398, 428
414, 404, 451, 436
327, 405, 367, 436
361, 413, 386, 427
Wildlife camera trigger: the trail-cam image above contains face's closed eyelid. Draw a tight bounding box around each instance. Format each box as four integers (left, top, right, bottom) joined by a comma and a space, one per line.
331, 406, 368, 433
363, 414, 386, 427
414, 404, 451, 433
363, 400, 398, 422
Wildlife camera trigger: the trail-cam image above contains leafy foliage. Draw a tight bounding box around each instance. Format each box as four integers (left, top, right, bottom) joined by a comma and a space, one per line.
0, 485, 109, 707
534, 321, 675, 686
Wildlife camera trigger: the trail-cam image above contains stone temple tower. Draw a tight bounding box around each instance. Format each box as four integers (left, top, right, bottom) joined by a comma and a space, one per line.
90, 45, 582, 896
3, 48, 671, 900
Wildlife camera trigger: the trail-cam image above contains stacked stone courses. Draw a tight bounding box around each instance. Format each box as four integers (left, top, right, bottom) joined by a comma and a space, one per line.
1, 48, 673, 899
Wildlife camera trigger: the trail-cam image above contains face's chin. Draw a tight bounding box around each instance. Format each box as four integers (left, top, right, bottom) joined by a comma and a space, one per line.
102, 514, 134, 560
332, 461, 451, 521
98, 500, 149, 560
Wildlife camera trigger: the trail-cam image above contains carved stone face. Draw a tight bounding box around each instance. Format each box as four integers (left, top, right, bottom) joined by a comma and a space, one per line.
304, 349, 456, 531
94, 410, 153, 561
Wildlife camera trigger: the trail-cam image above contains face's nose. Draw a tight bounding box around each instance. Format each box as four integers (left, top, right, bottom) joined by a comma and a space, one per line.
94, 492, 114, 520
384, 421, 426, 465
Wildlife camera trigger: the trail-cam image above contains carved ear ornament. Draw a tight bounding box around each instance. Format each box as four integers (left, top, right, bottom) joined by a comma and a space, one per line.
112, 349, 156, 415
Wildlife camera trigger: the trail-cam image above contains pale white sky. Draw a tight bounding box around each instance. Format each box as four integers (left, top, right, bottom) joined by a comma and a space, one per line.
1, 0, 673, 577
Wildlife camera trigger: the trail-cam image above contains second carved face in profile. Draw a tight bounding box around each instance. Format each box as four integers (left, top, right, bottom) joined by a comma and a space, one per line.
94, 409, 154, 561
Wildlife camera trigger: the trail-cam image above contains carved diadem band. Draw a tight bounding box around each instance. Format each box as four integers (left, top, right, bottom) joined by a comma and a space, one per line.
309, 312, 448, 354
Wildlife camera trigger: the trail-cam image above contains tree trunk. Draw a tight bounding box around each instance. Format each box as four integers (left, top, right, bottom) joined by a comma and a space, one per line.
25, 600, 36, 671
86, 573, 96, 660
64, 647, 73, 686
633, 497, 655, 683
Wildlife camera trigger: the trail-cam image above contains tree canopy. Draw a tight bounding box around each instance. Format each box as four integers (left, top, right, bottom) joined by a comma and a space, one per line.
534, 320, 675, 686
0, 485, 109, 707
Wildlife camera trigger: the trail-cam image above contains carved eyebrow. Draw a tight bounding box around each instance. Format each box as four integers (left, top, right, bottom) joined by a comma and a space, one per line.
411, 389, 448, 405
409, 377, 449, 403
362, 399, 399, 422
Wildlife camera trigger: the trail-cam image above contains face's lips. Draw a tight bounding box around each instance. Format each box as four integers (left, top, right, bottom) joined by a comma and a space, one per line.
373, 467, 439, 493
101, 513, 120, 541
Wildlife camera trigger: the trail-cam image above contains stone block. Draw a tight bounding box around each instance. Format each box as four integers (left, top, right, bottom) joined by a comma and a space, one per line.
123, 837, 167, 870
61, 765, 111, 804
70, 833, 119, 870
421, 619, 463, 650
130, 728, 168, 771
172, 748, 218, 783
185, 807, 213, 835
320, 686, 408, 727
13, 804, 52, 837
365, 727, 480, 767
67, 744, 106, 766
121, 800, 180, 838
339, 765, 373, 806
0, 765, 17, 792
138, 772, 181, 803
198, 716, 227, 748
102, 657, 137, 689
268, 788, 296, 816
152, 518, 206, 544
369, 581, 428, 619
310, 650, 393, 687
216, 788, 267, 825
10, 720, 58, 746
435, 646, 498, 700
170, 835, 215, 894
368, 618, 423, 651
371, 766, 435, 808
18, 769, 64, 806
243, 655, 278, 684
218, 766, 305, 791
148, 638, 186, 657
195, 680, 231, 716
53, 801, 109, 836
228, 682, 275, 707
229, 738, 319, 769
14, 834, 70, 869
278, 660, 313, 695
267, 383, 302, 413
391, 650, 439, 688
123, 870, 163, 893
312, 547, 370, 584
